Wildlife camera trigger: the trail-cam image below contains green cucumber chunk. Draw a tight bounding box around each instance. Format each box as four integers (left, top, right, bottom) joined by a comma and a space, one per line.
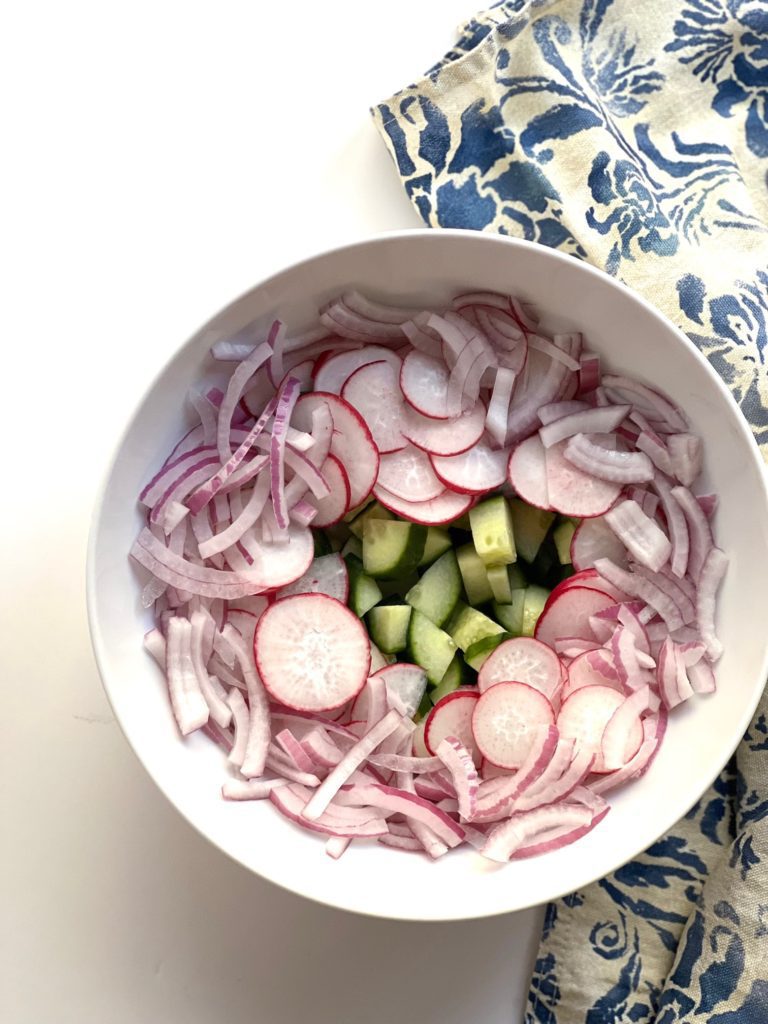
349, 501, 395, 539
367, 603, 412, 654
492, 592, 526, 636
341, 535, 363, 560
363, 519, 426, 579
447, 602, 506, 652
486, 562, 528, 603
522, 584, 550, 637
469, 495, 516, 566
508, 499, 555, 563
405, 549, 462, 628
465, 631, 512, 671
345, 554, 382, 618
429, 655, 470, 703
553, 520, 576, 565
418, 526, 452, 567
407, 610, 458, 685
456, 543, 494, 605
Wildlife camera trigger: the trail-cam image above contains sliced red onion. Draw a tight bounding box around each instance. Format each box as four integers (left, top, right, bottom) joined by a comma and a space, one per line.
527, 333, 580, 371
485, 366, 517, 446
274, 728, 316, 774
697, 546, 728, 662
396, 771, 450, 859
367, 752, 442, 773
266, 747, 322, 787
538, 400, 591, 426
603, 499, 671, 572
222, 777, 288, 800
697, 493, 718, 519
320, 300, 404, 342
506, 343, 572, 443
341, 289, 424, 325
600, 685, 651, 770
630, 564, 696, 625
148, 456, 222, 524
652, 474, 689, 578
197, 472, 271, 559
554, 637, 602, 658
165, 617, 210, 735
132, 528, 264, 599
291, 500, 318, 527
400, 318, 444, 359
578, 352, 601, 394
668, 433, 703, 486
564, 434, 654, 483
539, 404, 630, 449
269, 321, 288, 384
324, 836, 352, 858
269, 376, 302, 530
510, 735, 576, 804
334, 783, 465, 847
301, 710, 401, 820
601, 375, 687, 432
216, 340, 273, 463
481, 802, 594, 863
378, 832, 424, 852
657, 637, 686, 709
672, 486, 713, 581
364, 674, 389, 733
588, 732, 660, 794
143, 627, 167, 667
636, 431, 675, 477
219, 623, 271, 778
270, 785, 388, 838
687, 659, 716, 693
594, 558, 685, 631
283, 401, 334, 509
300, 729, 344, 769
226, 688, 250, 768
436, 736, 480, 820
513, 744, 595, 812
189, 610, 232, 728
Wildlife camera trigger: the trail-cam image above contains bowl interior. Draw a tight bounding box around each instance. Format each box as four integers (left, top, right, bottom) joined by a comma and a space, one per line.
88, 230, 768, 921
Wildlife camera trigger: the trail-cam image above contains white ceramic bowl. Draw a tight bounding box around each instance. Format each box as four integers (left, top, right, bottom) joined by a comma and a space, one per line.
87, 230, 768, 921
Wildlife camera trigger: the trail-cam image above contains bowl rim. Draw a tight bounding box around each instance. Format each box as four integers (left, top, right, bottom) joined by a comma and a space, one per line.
86, 228, 768, 920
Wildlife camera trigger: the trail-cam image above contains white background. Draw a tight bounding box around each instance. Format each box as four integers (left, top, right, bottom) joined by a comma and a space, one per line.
2, 3, 544, 1022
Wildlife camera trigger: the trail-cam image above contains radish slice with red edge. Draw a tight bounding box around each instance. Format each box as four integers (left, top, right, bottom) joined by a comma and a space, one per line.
534, 586, 616, 649
373, 484, 475, 526
546, 440, 624, 515
400, 350, 451, 419
431, 441, 508, 495
291, 392, 379, 508
305, 454, 351, 527
478, 637, 563, 701
600, 685, 651, 771
561, 649, 623, 700
425, 690, 480, 761
341, 359, 407, 454
471, 682, 555, 770
556, 684, 643, 773
255, 594, 370, 712
377, 446, 445, 502
313, 345, 401, 395
400, 400, 486, 457
276, 553, 349, 603
507, 435, 550, 510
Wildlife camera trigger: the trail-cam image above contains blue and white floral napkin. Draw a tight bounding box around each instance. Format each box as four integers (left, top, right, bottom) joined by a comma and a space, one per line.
372, 2, 768, 1019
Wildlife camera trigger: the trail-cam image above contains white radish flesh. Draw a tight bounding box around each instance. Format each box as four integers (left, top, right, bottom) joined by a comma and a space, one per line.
472, 682, 555, 769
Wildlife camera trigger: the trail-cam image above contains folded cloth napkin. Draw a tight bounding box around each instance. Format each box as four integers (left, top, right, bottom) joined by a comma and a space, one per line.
372, 3, 768, 1020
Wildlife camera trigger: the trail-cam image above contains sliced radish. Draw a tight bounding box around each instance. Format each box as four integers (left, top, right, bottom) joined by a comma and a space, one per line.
373, 484, 474, 526
276, 553, 349, 603
341, 359, 407, 454
255, 594, 370, 712
291, 392, 379, 507
545, 440, 622, 517
314, 345, 401, 395
400, 350, 451, 419
556, 684, 642, 773
401, 401, 486, 457
307, 454, 351, 527
600, 686, 651, 771
571, 516, 629, 572
372, 663, 428, 719
377, 446, 445, 502
425, 690, 480, 760
549, 569, 629, 605
478, 637, 562, 702
431, 441, 508, 495
535, 586, 616, 649
279, 359, 315, 394
471, 682, 555, 770
238, 523, 314, 589
412, 719, 430, 758
507, 435, 550, 510
561, 650, 624, 700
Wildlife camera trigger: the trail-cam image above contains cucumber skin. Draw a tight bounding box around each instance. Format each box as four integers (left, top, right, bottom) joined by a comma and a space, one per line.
368, 603, 412, 654
405, 549, 462, 628
363, 520, 427, 579
407, 610, 458, 686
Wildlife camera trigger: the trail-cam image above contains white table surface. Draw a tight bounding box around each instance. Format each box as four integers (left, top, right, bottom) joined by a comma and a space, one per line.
2, 3, 544, 1020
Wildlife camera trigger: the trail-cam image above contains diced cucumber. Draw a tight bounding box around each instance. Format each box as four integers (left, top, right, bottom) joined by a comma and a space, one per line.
465, 631, 512, 671
486, 563, 528, 603
493, 592, 526, 636
313, 530, 332, 557
509, 499, 555, 563
416, 691, 433, 720
378, 573, 420, 599
345, 554, 382, 618
341, 535, 363, 560
343, 495, 374, 523
363, 519, 427, 579
522, 584, 550, 637
469, 496, 516, 566
430, 655, 468, 703
447, 602, 506, 652
348, 501, 394, 539
367, 603, 412, 654
407, 609, 458, 685
553, 520, 576, 564
405, 550, 462, 628
456, 543, 494, 605
418, 526, 452, 567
